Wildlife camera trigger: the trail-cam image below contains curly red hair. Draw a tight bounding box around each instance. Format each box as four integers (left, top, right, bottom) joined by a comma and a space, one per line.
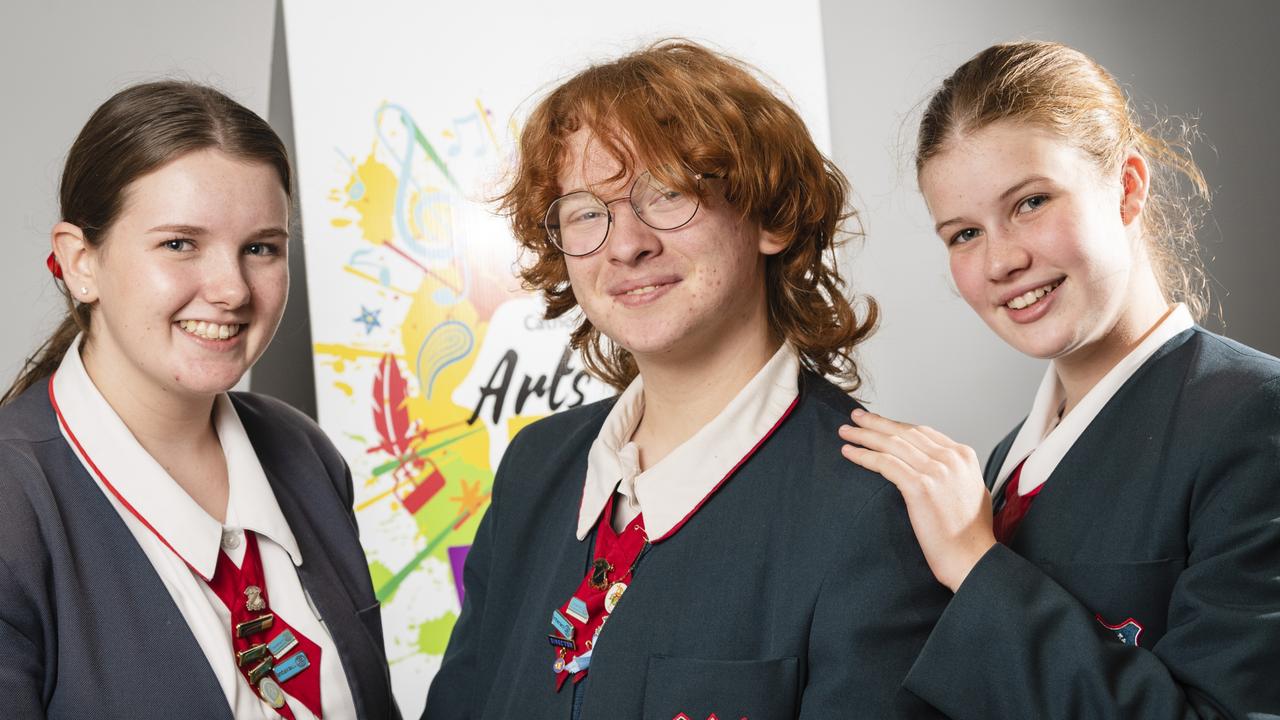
500, 39, 877, 391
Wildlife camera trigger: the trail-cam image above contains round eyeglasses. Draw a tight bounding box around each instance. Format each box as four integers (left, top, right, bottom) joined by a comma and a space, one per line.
544, 170, 722, 257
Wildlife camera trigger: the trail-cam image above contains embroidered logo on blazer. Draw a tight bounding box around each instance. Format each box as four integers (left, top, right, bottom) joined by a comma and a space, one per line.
672, 714, 747, 720
1095, 614, 1144, 647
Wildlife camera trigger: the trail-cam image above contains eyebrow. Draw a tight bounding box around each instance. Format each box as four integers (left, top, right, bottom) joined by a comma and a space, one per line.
148, 224, 289, 241
933, 175, 1052, 233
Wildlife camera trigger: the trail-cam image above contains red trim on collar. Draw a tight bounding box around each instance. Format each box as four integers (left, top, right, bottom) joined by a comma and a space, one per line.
649, 393, 801, 543
47, 372, 206, 579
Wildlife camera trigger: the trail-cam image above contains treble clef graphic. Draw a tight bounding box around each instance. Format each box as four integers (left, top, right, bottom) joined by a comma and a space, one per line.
374, 103, 470, 307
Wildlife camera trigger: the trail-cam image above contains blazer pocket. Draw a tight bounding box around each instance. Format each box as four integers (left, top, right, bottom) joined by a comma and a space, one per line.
642, 655, 798, 720
1039, 557, 1185, 647
354, 600, 386, 649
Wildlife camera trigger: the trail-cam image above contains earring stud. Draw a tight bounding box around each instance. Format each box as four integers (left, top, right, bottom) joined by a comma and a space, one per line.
80, 286, 88, 296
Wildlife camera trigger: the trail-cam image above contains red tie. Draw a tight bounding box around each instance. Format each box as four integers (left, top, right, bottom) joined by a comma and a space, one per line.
552, 496, 648, 690
993, 460, 1042, 545
206, 532, 324, 718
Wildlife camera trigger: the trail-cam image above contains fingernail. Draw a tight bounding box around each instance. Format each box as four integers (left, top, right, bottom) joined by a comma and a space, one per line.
852, 408, 866, 417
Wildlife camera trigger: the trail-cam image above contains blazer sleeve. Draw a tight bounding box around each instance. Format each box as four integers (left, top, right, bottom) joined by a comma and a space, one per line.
798, 483, 951, 719
419, 432, 508, 720
0, 445, 51, 719
904, 377, 1280, 719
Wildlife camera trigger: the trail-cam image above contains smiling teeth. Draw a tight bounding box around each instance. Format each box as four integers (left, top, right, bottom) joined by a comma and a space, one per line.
178, 320, 242, 340
1006, 280, 1062, 310
625, 285, 660, 296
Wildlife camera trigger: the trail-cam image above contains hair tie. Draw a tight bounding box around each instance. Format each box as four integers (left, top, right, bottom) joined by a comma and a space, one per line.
46, 251, 64, 280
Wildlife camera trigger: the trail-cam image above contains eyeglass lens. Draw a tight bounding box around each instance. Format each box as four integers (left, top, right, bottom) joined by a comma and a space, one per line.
545, 170, 701, 256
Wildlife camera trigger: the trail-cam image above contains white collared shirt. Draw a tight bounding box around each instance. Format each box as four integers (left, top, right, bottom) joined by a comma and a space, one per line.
993, 305, 1195, 497
577, 343, 800, 542
51, 335, 357, 720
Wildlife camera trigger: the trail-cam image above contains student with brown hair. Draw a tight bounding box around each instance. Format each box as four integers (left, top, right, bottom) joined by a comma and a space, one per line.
840, 41, 1280, 718
0, 81, 398, 719
423, 40, 949, 720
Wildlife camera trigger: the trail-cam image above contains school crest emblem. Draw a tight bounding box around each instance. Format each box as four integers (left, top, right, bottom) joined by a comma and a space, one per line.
1095, 615, 1144, 647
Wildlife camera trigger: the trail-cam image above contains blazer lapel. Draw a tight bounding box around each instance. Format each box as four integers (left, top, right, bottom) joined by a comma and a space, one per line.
258, 457, 397, 720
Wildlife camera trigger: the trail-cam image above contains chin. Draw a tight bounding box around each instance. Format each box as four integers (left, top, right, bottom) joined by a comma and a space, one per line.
168, 365, 251, 397
1002, 329, 1076, 360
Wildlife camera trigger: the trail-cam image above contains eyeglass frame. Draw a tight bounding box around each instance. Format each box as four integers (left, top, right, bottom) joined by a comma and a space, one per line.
543, 169, 725, 257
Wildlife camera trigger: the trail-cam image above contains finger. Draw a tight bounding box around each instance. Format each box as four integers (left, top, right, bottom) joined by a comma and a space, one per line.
913, 424, 960, 449
850, 408, 916, 436
840, 426, 933, 470
841, 444, 921, 490
912, 425, 981, 470
900, 425, 948, 457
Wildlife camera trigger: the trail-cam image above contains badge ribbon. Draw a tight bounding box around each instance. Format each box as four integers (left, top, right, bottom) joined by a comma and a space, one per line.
206, 532, 324, 718
552, 496, 647, 690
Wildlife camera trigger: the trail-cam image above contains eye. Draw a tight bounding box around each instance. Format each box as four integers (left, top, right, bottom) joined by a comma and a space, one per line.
162, 238, 194, 252
245, 242, 281, 257
948, 227, 982, 247
568, 208, 606, 225
1017, 194, 1049, 214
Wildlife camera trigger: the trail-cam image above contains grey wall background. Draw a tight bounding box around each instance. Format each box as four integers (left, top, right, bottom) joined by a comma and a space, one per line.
822, 0, 1280, 454
4, 0, 1276, 462
0, 0, 277, 391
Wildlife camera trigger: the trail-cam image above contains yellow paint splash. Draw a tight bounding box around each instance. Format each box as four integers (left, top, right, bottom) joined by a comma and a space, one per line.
314, 343, 400, 362
344, 144, 397, 245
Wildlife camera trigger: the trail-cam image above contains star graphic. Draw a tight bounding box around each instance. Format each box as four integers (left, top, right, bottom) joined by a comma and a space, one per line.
354, 306, 381, 334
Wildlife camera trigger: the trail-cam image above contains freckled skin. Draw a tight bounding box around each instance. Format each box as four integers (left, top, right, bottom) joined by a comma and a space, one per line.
559, 130, 782, 369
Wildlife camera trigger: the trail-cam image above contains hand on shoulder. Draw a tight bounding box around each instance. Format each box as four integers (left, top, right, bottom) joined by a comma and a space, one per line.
838, 409, 996, 591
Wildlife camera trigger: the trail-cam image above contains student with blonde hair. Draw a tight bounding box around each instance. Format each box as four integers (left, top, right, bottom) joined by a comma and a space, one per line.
841, 41, 1280, 718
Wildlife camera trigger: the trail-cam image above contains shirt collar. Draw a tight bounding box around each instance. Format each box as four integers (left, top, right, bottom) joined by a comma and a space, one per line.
577, 343, 800, 541
50, 335, 302, 581
993, 304, 1195, 496
214, 393, 303, 565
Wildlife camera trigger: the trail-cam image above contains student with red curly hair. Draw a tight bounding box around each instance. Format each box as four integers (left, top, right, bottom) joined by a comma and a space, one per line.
423, 41, 948, 719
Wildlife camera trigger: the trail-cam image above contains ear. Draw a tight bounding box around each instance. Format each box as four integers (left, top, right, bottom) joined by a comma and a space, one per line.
51, 221, 98, 302
758, 228, 788, 256
1118, 149, 1150, 228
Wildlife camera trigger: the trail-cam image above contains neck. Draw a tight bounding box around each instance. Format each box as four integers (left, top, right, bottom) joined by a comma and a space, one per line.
1054, 274, 1171, 416
630, 325, 782, 471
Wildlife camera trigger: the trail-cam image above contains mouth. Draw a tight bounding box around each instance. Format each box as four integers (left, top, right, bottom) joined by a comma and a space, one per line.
176, 320, 245, 341
622, 284, 668, 297
609, 276, 682, 304
1002, 279, 1063, 311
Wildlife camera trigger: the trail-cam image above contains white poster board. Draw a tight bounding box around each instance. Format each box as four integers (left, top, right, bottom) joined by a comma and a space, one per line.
282, 1, 829, 713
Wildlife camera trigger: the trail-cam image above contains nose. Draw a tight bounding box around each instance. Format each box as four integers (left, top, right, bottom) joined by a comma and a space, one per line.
204, 250, 253, 308
983, 228, 1032, 282
604, 201, 663, 266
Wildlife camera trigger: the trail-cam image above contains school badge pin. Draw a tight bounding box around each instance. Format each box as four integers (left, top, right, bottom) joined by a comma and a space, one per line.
244, 585, 266, 612
1095, 614, 1144, 647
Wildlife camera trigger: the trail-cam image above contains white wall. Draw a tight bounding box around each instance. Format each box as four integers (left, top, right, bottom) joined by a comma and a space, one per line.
0, 0, 276, 386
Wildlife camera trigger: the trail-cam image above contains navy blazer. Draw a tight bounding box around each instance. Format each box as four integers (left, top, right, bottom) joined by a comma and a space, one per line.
423, 372, 951, 719
0, 379, 400, 720
905, 328, 1280, 719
